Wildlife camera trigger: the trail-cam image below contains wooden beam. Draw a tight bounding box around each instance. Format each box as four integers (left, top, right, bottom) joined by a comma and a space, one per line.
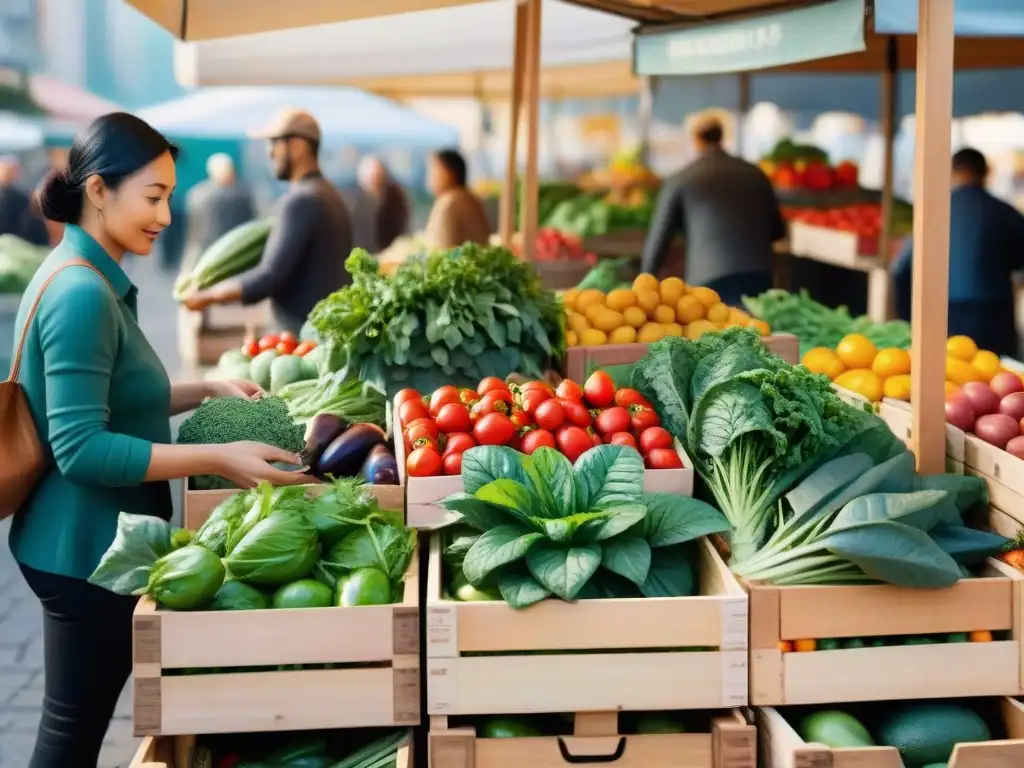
518, 0, 543, 262
874, 36, 897, 323
909, 0, 954, 474
499, 2, 528, 246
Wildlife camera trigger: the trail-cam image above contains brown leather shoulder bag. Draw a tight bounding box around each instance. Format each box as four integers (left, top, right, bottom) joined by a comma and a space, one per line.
0, 258, 112, 519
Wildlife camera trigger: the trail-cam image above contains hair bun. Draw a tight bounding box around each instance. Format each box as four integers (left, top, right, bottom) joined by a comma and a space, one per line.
38, 168, 81, 224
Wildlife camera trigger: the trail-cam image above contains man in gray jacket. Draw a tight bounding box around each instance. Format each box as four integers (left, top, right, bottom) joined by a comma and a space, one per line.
640, 118, 786, 305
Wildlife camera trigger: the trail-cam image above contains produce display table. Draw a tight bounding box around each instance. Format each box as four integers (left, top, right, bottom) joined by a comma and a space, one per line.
177, 301, 272, 368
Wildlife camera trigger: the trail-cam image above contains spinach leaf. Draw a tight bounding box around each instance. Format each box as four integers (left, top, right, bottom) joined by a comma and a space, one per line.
476, 479, 543, 520
688, 379, 783, 461
523, 447, 577, 517
89, 512, 174, 595
540, 511, 615, 543
640, 493, 730, 547
574, 445, 645, 510
821, 521, 962, 588
462, 526, 545, 585
689, 343, 766, 407
526, 542, 603, 600
601, 536, 652, 586
639, 544, 697, 598
497, 568, 551, 608
915, 473, 989, 513
441, 493, 521, 531
462, 445, 530, 495
630, 337, 696, 438
577, 504, 647, 542
928, 524, 1009, 565
831, 490, 954, 534
784, 453, 875, 519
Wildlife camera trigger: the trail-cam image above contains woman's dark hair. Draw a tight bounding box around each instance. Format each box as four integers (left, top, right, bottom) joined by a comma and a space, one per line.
434, 149, 468, 188
39, 112, 178, 224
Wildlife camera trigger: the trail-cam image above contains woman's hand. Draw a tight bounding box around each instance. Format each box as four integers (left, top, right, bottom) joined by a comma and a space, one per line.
207, 379, 264, 400
214, 442, 309, 488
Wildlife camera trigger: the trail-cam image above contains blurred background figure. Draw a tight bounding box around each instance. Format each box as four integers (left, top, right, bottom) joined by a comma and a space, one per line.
423, 148, 491, 250
182, 153, 255, 271
352, 155, 410, 253
0, 155, 49, 245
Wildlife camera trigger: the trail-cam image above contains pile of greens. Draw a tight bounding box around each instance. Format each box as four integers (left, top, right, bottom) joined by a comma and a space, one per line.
278, 375, 387, 428
0, 234, 49, 295
544, 195, 652, 238
89, 478, 415, 611
310, 245, 565, 395
440, 444, 729, 608
631, 328, 906, 563
188, 728, 409, 768
742, 289, 911, 356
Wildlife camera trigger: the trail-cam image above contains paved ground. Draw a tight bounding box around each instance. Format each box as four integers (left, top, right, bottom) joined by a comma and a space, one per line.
0, 253, 184, 767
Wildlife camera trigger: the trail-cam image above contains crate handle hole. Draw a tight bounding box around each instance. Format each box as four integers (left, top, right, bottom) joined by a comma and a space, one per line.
557, 736, 627, 763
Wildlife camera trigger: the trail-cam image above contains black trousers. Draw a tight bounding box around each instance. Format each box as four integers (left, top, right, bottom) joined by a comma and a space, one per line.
18, 563, 137, 768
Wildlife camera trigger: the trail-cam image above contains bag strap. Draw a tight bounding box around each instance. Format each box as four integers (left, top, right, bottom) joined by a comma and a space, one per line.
7, 258, 114, 383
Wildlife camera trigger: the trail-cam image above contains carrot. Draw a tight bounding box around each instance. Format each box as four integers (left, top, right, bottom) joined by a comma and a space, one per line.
779, 640, 794, 653
793, 639, 817, 652
969, 630, 993, 642
1001, 549, 1024, 570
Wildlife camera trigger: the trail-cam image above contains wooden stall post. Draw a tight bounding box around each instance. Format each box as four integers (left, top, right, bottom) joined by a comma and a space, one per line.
909, 0, 955, 474
873, 36, 898, 323
498, 1, 528, 246
518, 0, 543, 262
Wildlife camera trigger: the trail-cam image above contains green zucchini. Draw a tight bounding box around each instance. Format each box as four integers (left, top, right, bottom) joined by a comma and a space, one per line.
174, 217, 274, 299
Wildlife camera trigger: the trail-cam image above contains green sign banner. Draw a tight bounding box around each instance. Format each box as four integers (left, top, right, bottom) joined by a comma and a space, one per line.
633, 0, 866, 76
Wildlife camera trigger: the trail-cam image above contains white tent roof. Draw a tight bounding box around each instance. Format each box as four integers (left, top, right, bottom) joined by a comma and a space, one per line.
173, 0, 639, 100
0, 113, 45, 153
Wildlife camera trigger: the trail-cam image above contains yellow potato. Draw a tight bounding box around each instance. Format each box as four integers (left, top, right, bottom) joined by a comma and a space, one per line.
593, 309, 625, 334
622, 306, 647, 329
636, 289, 661, 315
561, 289, 579, 310
575, 289, 606, 312
747, 318, 771, 336
637, 322, 664, 343
606, 289, 638, 312
686, 319, 718, 340
579, 328, 608, 346
705, 302, 729, 323
662, 322, 685, 337
609, 326, 637, 344
689, 286, 721, 309
728, 306, 751, 325
632, 273, 659, 293
585, 302, 607, 324
566, 330, 579, 347
653, 305, 676, 324
567, 312, 591, 335
659, 277, 686, 308
675, 295, 704, 324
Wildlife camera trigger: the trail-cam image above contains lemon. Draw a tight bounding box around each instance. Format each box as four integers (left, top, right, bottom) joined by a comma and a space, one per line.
593, 309, 625, 334
871, 348, 911, 378
636, 290, 661, 315
585, 302, 607, 324
566, 330, 579, 347
946, 335, 978, 362
836, 334, 877, 369
561, 289, 579, 311
653, 305, 676, 324
728, 307, 751, 325
883, 374, 912, 401
575, 289, 605, 312
687, 319, 718, 340
622, 306, 647, 328
662, 322, 685, 337
834, 369, 883, 403
609, 326, 637, 344
675, 295, 704, 324
567, 312, 590, 335
606, 289, 638, 312
971, 349, 1001, 381
689, 286, 721, 309
747, 318, 771, 336
946, 356, 985, 386
637, 323, 664, 343
579, 328, 608, 346
705, 302, 729, 324
801, 347, 846, 380
659, 277, 686, 307
632, 273, 659, 293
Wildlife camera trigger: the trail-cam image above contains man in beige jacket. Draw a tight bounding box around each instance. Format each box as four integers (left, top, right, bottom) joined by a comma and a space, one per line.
424, 148, 491, 250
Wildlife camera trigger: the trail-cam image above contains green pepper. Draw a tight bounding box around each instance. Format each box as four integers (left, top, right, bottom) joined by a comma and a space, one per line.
903, 637, 937, 646
841, 638, 866, 649
946, 633, 969, 643
817, 638, 842, 651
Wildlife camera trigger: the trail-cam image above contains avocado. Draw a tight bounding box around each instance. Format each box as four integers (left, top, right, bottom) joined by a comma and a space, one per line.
875, 703, 991, 765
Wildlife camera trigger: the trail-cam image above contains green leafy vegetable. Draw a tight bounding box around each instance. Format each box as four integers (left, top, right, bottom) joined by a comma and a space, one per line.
144, 545, 226, 610
88, 512, 174, 595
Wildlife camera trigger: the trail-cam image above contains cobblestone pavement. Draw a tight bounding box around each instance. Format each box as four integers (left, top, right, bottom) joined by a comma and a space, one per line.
0, 254, 184, 767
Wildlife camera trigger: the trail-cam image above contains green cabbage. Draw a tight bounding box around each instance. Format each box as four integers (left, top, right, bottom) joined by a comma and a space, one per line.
224, 512, 320, 586
148, 545, 225, 610
207, 579, 270, 611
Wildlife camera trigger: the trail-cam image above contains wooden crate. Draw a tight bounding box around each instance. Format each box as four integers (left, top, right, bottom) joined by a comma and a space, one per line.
788, 221, 889, 267
131, 553, 421, 736
969, 463, 1024, 526
426, 536, 748, 716
533, 259, 594, 291
562, 333, 800, 383
757, 698, 1024, 768
746, 559, 1021, 706
879, 397, 967, 462
176, 303, 272, 368
428, 710, 754, 768
830, 383, 874, 410
129, 731, 415, 767
182, 483, 405, 530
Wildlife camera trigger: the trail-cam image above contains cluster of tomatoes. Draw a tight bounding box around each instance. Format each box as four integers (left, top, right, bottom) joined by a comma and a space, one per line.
395, 371, 683, 478
241, 331, 318, 359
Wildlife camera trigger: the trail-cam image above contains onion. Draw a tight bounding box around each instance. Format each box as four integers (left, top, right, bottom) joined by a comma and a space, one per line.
945, 396, 976, 432
991, 371, 1024, 398
1000, 392, 1024, 422
1007, 435, 1024, 460
974, 413, 1020, 449
961, 382, 1000, 417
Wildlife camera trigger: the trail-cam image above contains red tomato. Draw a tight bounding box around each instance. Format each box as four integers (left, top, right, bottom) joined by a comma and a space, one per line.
242, 339, 259, 358
477, 376, 508, 396
534, 399, 565, 431
407, 446, 442, 477
443, 452, 463, 475
583, 370, 616, 408
608, 432, 638, 450
429, 386, 462, 417
556, 379, 584, 402
595, 406, 631, 435
520, 388, 552, 416
436, 403, 471, 434
614, 388, 651, 410
293, 341, 316, 357
639, 426, 674, 454
509, 407, 532, 430
459, 388, 479, 406
443, 432, 476, 456
257, 334, 280, 352
556, 425, 593, 462
630, 407, 661, 434
473, 390, 513, 416
587, 427, 602, 446
559, 398, 592, 428
474, 413, 516, 445
518, 380, 554, 395
645, 448, 683, 470
279, 331, 297, 344
394, 388, 423, 409
405, 418, 439, 440
520, 428, 556, 454
398, 399, 431, 427
276, 339, 297, 355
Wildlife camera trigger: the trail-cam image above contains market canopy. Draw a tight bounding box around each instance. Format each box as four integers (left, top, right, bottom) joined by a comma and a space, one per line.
133, 86, 460, 148
172, 0, 639, 100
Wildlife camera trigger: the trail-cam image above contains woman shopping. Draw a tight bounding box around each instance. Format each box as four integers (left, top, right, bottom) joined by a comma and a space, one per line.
3, 112, 307, 768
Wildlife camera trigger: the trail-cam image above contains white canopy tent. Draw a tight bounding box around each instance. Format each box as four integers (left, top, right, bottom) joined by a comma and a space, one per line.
171, 0, 639, 100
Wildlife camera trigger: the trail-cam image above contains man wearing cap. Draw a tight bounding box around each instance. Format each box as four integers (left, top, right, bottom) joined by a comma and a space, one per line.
183, 109, 353, 334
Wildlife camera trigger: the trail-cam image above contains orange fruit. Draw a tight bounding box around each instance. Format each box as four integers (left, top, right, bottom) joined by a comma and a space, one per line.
834, 369, 884, 403
946, 335, 978, 362
946, 356, 985, 386
801, 347, 845, 380
636, 290, 661, 315
659, 277, 686, 307
705, 302, 730, 324
883, 374, 912, 401
689, 286, 721, 309
836, 334, 877, 369
675, 295, 704, 324
971, 349, 1001, 381
632, 273, 659, 293
622, 306, 647, 329
871, 348, 911, 378
747, 318, 771, 336
653, 305, 676, 324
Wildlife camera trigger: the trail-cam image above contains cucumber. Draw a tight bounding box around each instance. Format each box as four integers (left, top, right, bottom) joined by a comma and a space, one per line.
273, 579, 334, 609
800, 711, 875, 748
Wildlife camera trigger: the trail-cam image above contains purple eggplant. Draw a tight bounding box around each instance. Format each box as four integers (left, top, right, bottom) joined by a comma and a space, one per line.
360, 444, 399, 485
315, 423, 387, 478
301, 413, 349, 466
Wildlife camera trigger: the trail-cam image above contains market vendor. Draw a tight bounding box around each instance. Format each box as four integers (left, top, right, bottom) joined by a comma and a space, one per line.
423, 148, 491, 250
891, 148, 1024, 357
639, 117, 787, 306
183, 109, 352, 334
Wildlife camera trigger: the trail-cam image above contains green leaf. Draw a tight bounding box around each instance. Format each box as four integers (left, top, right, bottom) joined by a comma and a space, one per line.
523, 447, 577, 517
507, 317, 522, 344
88, 512, 174, 595
688, 379, 782, 461
441, 493, 519, 531
630, 337, 697, 438
915, 473, 989, 514
442, 325, 463, 350
431, 346, 450, 367
476, 479, 543, 520
784, 453, 876, 518
640, 493, 730, 547
462, 446, 530, 495
928, 524, 1009, 565
821, 521, 963, 588
831, 490, 954, 534
574, 445, 645, 510
497, 569, 551, 608
578, 504, 647, 542
462, 525, 544, 585
689, 344, 766, 407
526, 542, 602, 600
601, 536, 651, 585
541, 511, 613, 543
639, 544, 697, 597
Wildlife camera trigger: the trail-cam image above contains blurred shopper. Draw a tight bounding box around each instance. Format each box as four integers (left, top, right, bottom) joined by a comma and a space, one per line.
182, 153, 256, 270
892, 148, 1024, 357
424, 148, 491, 250
352, 155, 410, 253
640, 118, 787, 306
183, 109, 353, 334
0, 156, 49, 245
9, 112, 306, 768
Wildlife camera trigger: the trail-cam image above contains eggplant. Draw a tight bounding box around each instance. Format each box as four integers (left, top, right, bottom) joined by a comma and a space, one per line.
360, 444, 399, 485
315, 423, 387, 478
301, 413, 349, 466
